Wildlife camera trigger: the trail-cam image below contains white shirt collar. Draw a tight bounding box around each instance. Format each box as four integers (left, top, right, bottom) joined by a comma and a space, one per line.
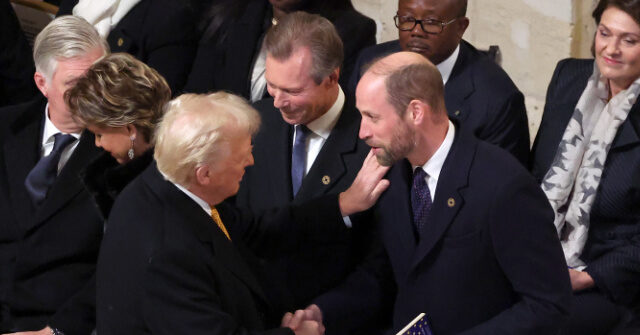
436, 44, 460, 85
161, 172, 212, 216
305, 85, 345, 139
42, 103, 81, 148
414, 120, 455, 199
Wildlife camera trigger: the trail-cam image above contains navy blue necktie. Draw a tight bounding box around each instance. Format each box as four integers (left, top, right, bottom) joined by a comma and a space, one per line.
25, 133, 75, 206
291, 125, 310, 196
411, 167, 433, 236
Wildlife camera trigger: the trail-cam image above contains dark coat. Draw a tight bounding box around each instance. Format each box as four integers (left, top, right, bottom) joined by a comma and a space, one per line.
316, 127, 572, 335
0, 0, 37, 107
57, 0, 199, 94
531, 58, 640, 306
82, 149, 153, 219
234, 94, 370, 308
184, 0, 376, 98
0, 97, 103, 334
96, 162, 347, 334
348, 40, 530, 166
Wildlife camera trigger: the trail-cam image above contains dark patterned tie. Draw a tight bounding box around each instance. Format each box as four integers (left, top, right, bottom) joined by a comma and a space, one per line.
25, 133, 75, 206
411, 167, 433, 236
291, 124, 310, 196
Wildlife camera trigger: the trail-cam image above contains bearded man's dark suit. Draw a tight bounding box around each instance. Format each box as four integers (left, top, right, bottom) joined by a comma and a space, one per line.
57, 0, 198, 94
0, 97, 103, 334
234, 95, 370, 308
96, 162, 348, 334
531, 58, 640, 332
348, 40, 529, 165
315, 126, 572, 335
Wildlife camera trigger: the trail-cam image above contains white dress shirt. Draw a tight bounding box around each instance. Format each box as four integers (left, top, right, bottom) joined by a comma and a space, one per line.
413, 120, 455, 201
41, 103, 81, 174
292, 86, 345, 175
171, 181, 212, 216
436, 44, 460, 85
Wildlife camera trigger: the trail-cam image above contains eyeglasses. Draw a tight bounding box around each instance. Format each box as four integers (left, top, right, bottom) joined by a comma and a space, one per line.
393, 15, 458, 34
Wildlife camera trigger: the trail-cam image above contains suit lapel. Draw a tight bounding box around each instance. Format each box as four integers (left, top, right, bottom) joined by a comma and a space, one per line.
296, 97, 360, 201
263, 117, 294, 203
3, 99, 44, 225
410, 128, 473, 271
30, 131, 102, 229
444, 41, 475, 123
611, 102, 640, 150
147, 166, 269, 306
377, 160, 417, 279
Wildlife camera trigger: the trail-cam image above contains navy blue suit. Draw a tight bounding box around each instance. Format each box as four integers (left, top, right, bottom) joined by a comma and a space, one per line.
531, 59, 640, 310
235, 95, 371, 309
349, 40, 530, 166
316, 126, 572, 335
0, 97, 103, 334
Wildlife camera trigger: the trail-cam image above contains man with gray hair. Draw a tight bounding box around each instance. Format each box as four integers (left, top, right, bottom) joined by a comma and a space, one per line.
235, 11, 371, 311
95, 92, 388, 334
0, 15, 108, 335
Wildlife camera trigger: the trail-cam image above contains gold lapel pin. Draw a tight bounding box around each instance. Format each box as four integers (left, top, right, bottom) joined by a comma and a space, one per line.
322, 175, 331, 185
117, 38, 124, 47
447, 197, 455, 207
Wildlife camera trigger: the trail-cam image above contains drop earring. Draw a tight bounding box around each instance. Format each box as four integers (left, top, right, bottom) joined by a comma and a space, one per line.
128, 135, 135, 160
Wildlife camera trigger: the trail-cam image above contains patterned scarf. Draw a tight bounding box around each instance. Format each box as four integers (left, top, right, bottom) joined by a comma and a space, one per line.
541, 63, 640, 269
72, 0, 141, 38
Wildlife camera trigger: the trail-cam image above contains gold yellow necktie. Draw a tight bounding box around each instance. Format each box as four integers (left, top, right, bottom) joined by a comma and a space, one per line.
210, 207, 231, 241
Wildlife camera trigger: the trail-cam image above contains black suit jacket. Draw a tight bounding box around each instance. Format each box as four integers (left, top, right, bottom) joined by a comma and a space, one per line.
96, 162, 347, 334
0, 97, 103, 334
0, 0, 37, 107
235, 94, 370, 307
184, 0, 376, 98
316, 127, 572, 335
531, 58, 640, 306
57, 0, 198, 94
348, 40, 530, 165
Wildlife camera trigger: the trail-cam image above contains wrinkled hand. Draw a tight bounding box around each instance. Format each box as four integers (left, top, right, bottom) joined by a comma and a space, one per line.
339, 149, 390, 216
569, 269, 595, 291
282, 304, 324, 335
3, 326, 52, 335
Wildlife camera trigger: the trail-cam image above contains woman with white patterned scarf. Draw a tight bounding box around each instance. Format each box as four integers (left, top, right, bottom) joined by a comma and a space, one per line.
531, 0, 640, 334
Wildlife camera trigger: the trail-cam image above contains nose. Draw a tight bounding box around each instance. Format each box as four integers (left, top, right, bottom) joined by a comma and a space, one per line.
359, 119, 371, 141
272, 90, 288, 109
411, 20, 428, 37
246, 152, 254, 167
605, 38, 621, 56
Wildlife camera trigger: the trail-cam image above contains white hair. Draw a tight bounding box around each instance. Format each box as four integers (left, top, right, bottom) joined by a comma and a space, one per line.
33, 15, 109, 81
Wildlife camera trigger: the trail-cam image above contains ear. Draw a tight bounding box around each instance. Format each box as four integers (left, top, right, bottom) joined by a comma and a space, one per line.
456, 17, 470, 39
407, 99, 427, 126
325, 68, 340, 87
125, 124, 137, 140
34, 72, 49, 98
194, 165, 211, 186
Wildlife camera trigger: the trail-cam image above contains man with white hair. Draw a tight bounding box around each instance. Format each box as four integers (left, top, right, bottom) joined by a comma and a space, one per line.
0, 15, 108, 335
95, 92, 388, 334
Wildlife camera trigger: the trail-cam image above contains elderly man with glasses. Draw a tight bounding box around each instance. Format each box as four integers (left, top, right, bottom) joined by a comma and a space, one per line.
348, 0, 530, 166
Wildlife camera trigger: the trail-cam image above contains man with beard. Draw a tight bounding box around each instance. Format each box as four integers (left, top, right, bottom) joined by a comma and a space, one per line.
284, 52, 572, 335
348, 0, 530, 166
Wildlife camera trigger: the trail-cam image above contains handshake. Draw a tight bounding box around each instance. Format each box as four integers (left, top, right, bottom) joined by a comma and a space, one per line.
281, 304, 325, 335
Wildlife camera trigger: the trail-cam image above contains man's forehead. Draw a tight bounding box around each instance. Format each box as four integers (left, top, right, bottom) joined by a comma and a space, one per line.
398, 0, 457, 15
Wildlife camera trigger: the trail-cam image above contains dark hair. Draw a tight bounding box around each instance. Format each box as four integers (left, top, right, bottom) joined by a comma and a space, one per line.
593, 0, 640, 25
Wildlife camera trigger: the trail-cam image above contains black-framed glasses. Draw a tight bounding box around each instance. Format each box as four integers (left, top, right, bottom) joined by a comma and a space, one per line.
393, 15, 458, 34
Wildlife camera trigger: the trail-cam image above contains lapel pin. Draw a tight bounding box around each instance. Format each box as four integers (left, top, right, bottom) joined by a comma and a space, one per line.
117, 38, 124, 47
447, 197, 455, 207
454, 110, 461, 116
322, 175, 331, 185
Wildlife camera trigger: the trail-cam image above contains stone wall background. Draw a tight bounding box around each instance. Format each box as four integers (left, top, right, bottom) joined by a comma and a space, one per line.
352, 0, 599, 141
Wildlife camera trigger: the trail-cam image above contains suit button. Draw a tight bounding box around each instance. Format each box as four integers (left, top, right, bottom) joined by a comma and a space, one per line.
117, 38, 124, 47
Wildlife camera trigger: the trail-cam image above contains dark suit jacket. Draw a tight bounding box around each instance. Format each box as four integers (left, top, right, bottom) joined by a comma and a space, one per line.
531, 58, 640, 307
184, 0, 376, 98
96, 162, 347, 334
348, 40, 530, 165
316, 127, 572, 335
57, 0, 198, 94
0, 0, 37, 107
235, 94, 370, 308
0, 97, 103, 334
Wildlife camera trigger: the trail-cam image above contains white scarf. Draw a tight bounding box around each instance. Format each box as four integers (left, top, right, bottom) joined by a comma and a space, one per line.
541, 63, 640, 269
72, 0, 141, 38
